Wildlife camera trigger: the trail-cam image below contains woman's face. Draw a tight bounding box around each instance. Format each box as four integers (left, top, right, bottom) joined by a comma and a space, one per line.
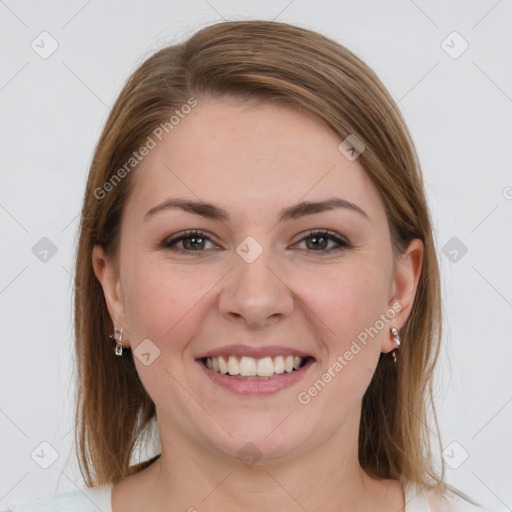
94, 99, 422, 463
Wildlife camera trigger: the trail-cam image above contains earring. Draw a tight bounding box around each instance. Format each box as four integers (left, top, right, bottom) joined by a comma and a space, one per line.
110, 328, 125, 356
390, 326, 401, 363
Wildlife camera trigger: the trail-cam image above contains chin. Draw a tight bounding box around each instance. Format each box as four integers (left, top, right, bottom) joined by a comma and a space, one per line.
198, 414, 316, 466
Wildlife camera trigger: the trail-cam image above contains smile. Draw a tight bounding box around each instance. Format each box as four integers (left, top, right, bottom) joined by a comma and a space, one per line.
196, 347, 315, 395
203, 355, 310, 379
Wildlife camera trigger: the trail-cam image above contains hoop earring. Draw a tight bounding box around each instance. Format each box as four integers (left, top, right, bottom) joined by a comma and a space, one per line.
110, 328, 125, 356
390, 326, 401, 363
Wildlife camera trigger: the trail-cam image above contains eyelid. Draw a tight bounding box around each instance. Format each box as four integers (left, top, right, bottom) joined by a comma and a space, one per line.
293, 229, 351, 248
161, 229, 221, 250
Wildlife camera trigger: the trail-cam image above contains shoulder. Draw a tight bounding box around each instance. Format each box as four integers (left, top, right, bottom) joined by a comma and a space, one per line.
1, 485, 113, 512
403, 480, 497, 512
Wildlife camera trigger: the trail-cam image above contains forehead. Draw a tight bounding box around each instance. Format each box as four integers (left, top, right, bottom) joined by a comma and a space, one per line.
127, 100, 385, 225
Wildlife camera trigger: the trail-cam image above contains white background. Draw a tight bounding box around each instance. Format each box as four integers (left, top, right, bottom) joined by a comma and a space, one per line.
0, 1, 511, 510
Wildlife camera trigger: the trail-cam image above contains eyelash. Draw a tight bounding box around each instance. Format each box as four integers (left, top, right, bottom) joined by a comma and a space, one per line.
295, 229, 351, 253
161, 229, 351, 254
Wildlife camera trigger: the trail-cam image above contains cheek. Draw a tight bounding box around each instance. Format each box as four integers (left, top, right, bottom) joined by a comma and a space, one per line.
295, 262, 390, 349
121, 258, 223, 344
294, 268, 390, 424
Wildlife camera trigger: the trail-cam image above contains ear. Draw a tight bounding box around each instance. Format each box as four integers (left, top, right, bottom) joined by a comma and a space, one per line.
92, 245, 129, 345
381, 238, 424, 354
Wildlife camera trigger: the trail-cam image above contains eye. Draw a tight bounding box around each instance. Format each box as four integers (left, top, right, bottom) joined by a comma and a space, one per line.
293, 230, 351, 253
161, 229, 351, 254
161, 230, 218, 252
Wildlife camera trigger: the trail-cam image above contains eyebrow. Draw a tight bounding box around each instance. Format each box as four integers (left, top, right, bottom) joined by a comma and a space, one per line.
143, 197, 369, 223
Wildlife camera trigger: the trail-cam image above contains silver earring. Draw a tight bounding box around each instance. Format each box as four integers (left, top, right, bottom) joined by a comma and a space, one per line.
390, 326, 401, 363
110, 328, 124, 356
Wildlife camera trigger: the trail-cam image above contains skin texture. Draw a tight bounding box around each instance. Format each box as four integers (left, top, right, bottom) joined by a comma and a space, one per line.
93, 99, 423, 511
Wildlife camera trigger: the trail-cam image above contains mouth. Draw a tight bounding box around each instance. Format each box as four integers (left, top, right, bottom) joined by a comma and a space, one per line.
196, 348, 315, 395
201, 354, 313, 380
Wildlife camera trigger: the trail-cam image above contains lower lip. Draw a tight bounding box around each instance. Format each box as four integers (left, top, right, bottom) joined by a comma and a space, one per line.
197, 358, 315, 396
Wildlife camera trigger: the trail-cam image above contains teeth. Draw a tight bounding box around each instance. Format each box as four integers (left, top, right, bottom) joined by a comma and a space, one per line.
239, 356, 256, 376
204, 355, 306, 377
256, 357, 274, 377
218, 357, 228, 374
274, 355, 285, 374
227, 355, 239, 375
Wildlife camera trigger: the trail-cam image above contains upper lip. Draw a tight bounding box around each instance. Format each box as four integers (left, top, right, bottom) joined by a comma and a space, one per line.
196, 345, 314, 360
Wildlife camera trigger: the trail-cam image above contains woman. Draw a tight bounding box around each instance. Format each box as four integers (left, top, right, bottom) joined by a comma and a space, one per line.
4, 19, 492, 512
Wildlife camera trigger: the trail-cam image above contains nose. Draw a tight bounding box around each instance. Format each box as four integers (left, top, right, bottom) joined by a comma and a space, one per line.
218, 249, 294, 329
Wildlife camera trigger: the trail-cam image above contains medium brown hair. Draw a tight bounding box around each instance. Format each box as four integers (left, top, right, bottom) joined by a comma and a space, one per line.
74, 19, 475, 505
